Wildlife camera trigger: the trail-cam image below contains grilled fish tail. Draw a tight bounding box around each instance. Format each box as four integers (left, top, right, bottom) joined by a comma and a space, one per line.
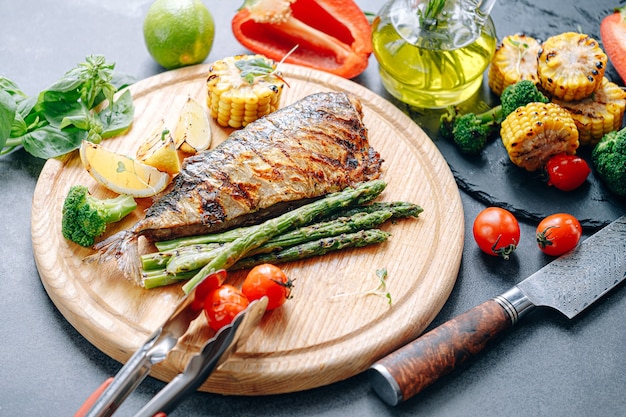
85, 230, 141, 283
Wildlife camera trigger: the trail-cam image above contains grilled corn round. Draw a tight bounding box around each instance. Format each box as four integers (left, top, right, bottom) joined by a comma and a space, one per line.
488, 34, 542, 96
500, 102, 579, 171
206, 54, 285, 128
537, 32, 607, 101
552, 77, 626, 146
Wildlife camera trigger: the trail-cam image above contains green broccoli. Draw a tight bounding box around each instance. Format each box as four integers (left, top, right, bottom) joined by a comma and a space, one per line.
592, 128, 626, 197
61, 185, 137, 247
440, 80, 549, 154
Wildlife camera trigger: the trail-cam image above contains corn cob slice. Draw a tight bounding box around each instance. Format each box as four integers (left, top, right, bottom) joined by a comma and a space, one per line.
500, 102, 579, 171
537, 32, 607, 102
488, 34, 542, 96
552, 77, 626, 146
206, 54, 285, 128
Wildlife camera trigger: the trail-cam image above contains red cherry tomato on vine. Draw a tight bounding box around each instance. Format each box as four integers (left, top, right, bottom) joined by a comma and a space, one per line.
203, 284, 249, 331
242, 264, 293, 311
473, 207, 520, 259
545, 153, 591, 191
536, 213, 582, 256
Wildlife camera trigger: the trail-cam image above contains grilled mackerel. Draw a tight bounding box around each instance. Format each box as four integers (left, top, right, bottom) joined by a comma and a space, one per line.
92, 92, 383, 283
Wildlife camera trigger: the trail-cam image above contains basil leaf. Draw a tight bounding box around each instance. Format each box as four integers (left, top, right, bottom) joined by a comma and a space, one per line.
37, 92, 84, 128
0, 76, 26, 97
0, 89, 16, 148
234, 57, 275, 84
21, 125, 87, 159
44, 74, 83, 95
99, 89, 134, 139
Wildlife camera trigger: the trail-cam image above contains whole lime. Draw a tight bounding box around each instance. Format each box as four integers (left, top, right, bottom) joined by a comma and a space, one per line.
143, 0, 215, 70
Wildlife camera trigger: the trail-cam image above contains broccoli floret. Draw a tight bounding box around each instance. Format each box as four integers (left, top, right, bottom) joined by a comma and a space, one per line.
500, 79, 549, 116
450, 112, 495, 154
61, 185, 137, 247
592, 128, 626, 197
439, 80, 549, 154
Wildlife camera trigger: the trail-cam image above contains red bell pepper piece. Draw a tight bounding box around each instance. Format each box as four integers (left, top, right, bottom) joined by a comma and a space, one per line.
231, 0, 372, 79
600, 5, 626, 84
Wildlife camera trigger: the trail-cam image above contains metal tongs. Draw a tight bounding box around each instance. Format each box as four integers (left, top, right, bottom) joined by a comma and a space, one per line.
75, 270, 267, 417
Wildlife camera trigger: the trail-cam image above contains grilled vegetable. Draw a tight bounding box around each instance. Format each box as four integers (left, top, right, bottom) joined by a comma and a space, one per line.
552, 77, 626, 146
142, 229, 390, 289
181, 180, 386, 293
206, 54, 285, 128
151, 201, 422, 252
439, 80, 549, 154
141, 203, 421, 276
230, 229, 389, 270
488, 34, 542, 96
537, 32, 607, 102
500, 102, 579, 171
164, 210, 394, 275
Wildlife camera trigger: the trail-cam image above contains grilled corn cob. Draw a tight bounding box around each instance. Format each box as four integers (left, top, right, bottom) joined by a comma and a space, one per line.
552, 77, 626, 146
488, 34, 542, 96
537, 32, 607, 102
500, 102, 579, 171
206, 54, 285, 128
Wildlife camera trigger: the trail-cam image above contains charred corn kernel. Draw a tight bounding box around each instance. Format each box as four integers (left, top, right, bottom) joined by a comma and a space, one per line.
500, 102, 579, 171
537, 32, 607, 101
553, 77, 626, 146
207, 54, 285, 128
488, 34, 542, 96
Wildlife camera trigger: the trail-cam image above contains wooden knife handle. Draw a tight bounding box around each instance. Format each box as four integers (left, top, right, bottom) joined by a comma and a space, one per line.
369, 299, 513, 405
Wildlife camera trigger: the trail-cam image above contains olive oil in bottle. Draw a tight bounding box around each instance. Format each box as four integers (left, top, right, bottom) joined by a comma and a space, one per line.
372, 0, 497, 109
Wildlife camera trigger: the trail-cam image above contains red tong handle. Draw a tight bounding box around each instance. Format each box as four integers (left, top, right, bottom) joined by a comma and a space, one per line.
74, 378, 114, 417
74, 378, 166, 417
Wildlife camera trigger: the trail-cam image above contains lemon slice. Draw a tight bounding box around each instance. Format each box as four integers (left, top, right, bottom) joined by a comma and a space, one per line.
79, 141, 171, 198
174, 97, 212, 154
136, 121, 182, 175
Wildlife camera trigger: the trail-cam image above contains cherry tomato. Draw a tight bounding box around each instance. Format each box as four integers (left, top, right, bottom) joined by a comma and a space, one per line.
242, 264, 293, 311
545, 153, 591, 191
190, 269, 227, 312
203, 284, 249, 331
473, 207, 520, 259
536, 213, 582, 256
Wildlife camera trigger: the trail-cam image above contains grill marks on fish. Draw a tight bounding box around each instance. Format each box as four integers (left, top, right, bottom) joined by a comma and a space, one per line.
91, 92, 383, 282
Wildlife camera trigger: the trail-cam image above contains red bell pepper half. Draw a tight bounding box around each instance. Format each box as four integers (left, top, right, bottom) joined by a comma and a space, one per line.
231, 0, 373, 79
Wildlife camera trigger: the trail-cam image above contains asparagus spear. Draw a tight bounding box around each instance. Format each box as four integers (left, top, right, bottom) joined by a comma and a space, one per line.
142, 229, 390, 289
320, 201, 423, 221
145, 201, 423, 273
164, 209, 395, 275
230, 229, 390, 270
154, 201, 422, 252
180, 180, 386, 293
141, 242, 222, 271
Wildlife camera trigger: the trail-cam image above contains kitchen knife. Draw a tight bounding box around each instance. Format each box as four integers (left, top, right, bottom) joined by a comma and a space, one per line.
369, 214, 626, 406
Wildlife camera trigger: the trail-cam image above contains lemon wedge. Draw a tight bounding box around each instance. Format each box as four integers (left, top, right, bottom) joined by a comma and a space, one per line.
79, 141, 171, 198
174, 96, 212, 154
136, 121, 182, 176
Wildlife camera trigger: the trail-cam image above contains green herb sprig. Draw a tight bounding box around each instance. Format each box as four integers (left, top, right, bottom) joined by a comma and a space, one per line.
0, 55, 136, 159
419, 0, 447, 28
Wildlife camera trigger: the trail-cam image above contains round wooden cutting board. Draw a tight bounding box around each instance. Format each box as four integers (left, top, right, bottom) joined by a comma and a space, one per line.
31, 63, 464, 395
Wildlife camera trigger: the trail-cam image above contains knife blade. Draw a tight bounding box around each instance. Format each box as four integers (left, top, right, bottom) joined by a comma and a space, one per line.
369, 214, 626, 406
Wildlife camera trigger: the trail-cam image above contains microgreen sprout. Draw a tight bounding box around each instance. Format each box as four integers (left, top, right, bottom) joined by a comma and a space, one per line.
330, 267, 392, 305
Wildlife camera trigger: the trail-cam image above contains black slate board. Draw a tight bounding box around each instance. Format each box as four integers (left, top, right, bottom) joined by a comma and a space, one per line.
371, 0, 626, 231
